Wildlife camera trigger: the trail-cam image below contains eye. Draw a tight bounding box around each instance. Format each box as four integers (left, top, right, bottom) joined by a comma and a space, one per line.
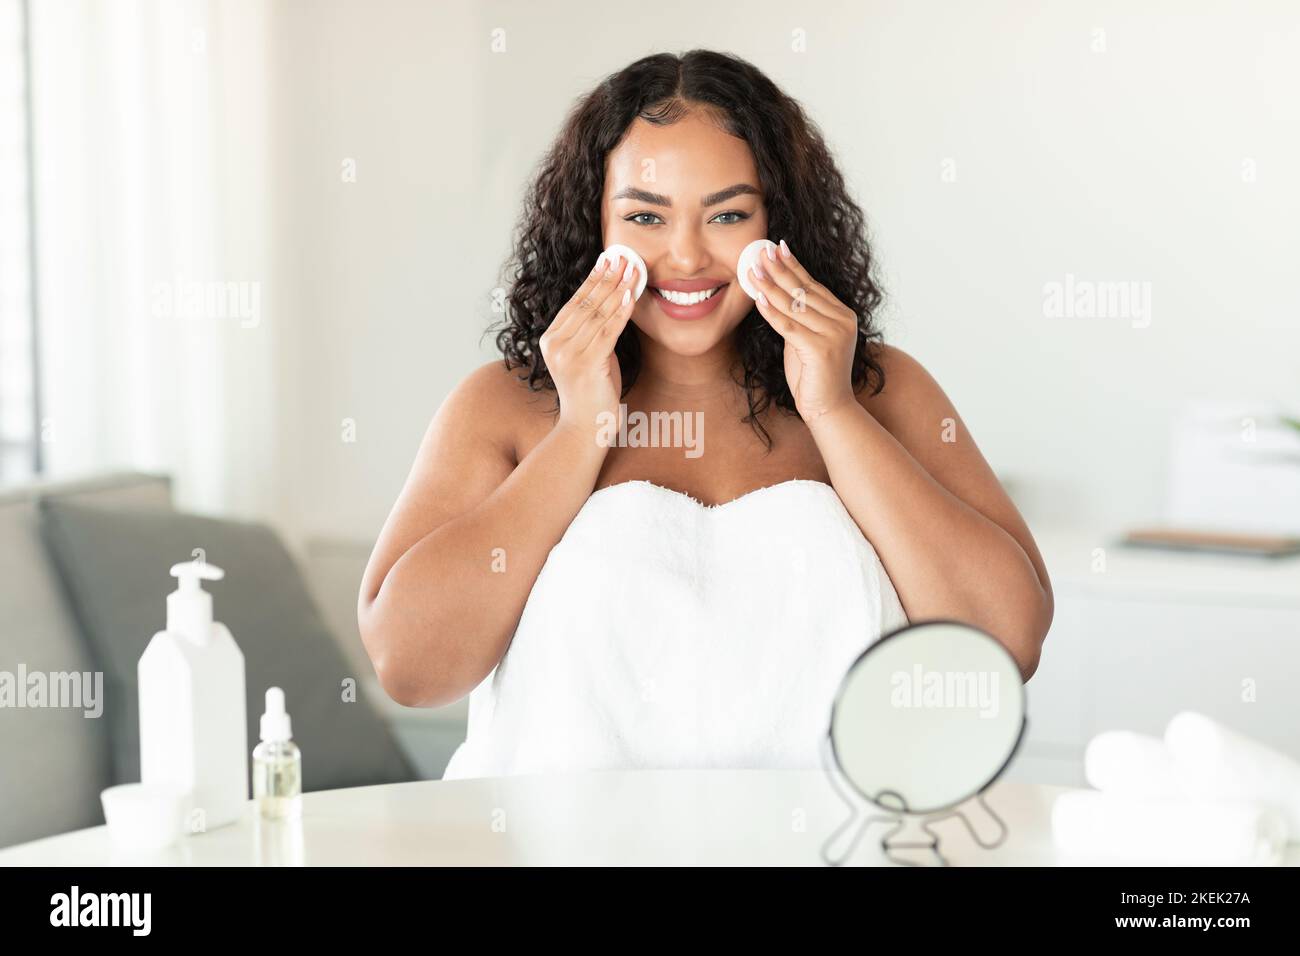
711, 210, 750, 225
625, 212, 664, 226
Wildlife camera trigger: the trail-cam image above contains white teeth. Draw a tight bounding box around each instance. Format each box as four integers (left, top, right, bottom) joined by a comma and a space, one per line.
655, 286, 721, 305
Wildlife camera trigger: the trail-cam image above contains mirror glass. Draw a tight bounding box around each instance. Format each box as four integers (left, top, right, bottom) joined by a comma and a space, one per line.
828, 620, 1026, 815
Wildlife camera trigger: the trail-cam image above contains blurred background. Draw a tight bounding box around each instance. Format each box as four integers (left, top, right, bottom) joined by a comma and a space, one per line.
2, 0, 1297, 847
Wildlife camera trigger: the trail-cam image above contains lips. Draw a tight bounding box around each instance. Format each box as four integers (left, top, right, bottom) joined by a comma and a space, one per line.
649, 282, 730, 321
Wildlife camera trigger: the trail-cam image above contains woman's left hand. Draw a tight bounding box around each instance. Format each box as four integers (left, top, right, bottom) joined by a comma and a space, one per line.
748, 239, 859, 424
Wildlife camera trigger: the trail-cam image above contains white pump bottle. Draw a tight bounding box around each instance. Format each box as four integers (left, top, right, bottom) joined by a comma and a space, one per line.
138, 560, 249, 831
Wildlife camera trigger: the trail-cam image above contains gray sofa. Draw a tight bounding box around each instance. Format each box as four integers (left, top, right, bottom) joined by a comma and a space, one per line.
0, 472, 468, 849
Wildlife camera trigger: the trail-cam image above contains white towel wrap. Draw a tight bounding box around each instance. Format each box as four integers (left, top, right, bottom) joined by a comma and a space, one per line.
441, 479, 909, 779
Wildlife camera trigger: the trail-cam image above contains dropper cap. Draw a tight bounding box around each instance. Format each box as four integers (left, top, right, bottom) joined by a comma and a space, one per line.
259, 687, 293, 742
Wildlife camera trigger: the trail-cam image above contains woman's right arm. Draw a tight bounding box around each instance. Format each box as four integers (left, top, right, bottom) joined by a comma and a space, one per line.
357, 254, 641, 708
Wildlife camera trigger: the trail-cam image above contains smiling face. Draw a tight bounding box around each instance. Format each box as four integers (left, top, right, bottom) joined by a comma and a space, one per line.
601, 109, 768, 357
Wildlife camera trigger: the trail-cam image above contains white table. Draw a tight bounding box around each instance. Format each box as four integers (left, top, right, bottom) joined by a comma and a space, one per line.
1, 771, 1295, 866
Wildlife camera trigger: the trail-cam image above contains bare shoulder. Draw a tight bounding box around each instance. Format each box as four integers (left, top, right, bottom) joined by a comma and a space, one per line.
449, 359, 542, 415
365, 359, 552, 581
437, 360, 556, 463
855, 341, 1054, 601
854, 340, 1005, 522
359, 360, 544, 608
855, 342, 949, 436
855, 341, 995, 477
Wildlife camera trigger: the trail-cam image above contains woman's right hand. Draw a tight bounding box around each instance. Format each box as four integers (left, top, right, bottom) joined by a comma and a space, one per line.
539, 254, 641, 440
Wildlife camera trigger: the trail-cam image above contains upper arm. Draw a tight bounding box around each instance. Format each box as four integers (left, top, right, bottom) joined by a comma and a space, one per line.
358, 360, 524, 611
860, 344, 1054, 609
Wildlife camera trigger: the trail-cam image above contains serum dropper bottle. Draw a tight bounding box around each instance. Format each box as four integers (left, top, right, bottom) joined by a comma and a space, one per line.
253, 686, 302, 820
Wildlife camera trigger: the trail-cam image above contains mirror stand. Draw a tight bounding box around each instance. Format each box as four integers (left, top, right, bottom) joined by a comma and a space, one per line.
818, 735, 1011, 867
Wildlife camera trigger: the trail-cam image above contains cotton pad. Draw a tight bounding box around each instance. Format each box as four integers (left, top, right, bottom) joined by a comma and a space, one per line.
736, 239, 778, 300
595, 244, 648, 301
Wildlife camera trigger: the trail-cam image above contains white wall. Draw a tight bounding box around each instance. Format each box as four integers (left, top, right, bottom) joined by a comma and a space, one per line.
263, 0, 488, 545
35, 0, 1300, 547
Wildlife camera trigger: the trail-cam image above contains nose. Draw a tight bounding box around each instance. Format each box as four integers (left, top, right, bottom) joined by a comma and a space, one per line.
661, 222, 714, 276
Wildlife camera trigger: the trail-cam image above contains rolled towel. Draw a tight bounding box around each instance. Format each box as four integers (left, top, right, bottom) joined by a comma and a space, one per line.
1165, 711, 1300, 837
1051, 791, 1286, 865
1085, 730, 1191, 796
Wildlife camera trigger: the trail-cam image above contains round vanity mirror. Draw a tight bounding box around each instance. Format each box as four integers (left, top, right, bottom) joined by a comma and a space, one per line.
827, 619, 1027, 816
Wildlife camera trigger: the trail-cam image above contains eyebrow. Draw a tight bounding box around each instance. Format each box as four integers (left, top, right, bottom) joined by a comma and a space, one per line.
610, 183, 761, 207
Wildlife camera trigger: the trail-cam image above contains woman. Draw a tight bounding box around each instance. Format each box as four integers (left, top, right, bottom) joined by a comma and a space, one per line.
358, 50, 1053, 779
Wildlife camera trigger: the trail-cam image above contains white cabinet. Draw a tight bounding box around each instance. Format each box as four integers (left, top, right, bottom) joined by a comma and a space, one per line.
1005, 526, 1300, 787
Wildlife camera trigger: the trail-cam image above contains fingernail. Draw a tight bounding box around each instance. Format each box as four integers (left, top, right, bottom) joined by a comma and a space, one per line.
779, 239, 791, 259
765, 244, 777, 262
623, 263, 634, 282
593, 258, 607, 276
757, 291, 768, 306
621, 289, 631, 306
752, 262, 765, 281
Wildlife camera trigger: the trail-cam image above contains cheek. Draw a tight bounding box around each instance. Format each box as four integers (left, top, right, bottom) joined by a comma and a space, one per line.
723, 282, 756, 321
723, 221, 769, 273
601, 222, 626, 246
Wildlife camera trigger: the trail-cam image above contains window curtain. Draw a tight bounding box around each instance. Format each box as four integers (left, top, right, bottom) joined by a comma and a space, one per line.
28, 0, 276, 518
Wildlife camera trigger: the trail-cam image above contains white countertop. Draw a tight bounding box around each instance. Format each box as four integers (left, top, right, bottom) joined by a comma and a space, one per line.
2, 770, 1295, 866
1031, 524, 1300, 604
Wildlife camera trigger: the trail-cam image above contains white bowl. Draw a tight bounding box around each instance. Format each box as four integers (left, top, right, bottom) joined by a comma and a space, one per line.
100, 783, 189, 851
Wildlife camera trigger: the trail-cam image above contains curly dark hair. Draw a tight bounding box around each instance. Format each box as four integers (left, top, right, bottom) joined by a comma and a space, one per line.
489, 49, 887, 447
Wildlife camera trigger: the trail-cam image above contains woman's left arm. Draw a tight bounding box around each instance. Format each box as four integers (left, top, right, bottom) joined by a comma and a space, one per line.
749, 241, 1054, 680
